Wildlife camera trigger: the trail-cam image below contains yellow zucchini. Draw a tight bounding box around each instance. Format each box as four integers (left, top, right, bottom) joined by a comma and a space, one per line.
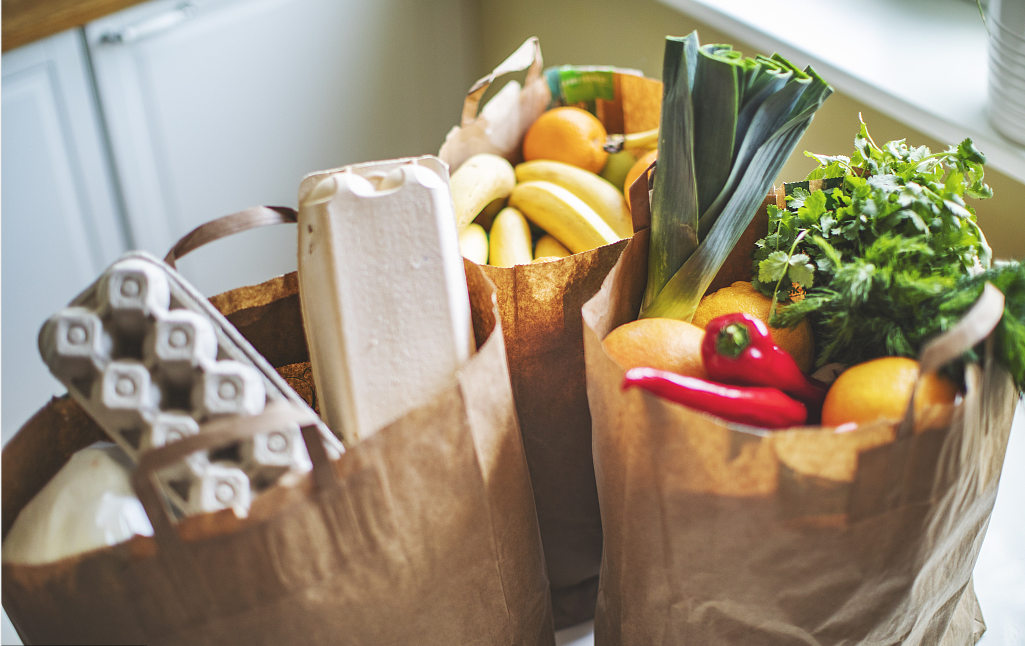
459, 222, 489, 265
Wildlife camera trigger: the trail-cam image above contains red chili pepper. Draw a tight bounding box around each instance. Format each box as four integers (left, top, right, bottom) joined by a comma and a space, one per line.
701, 312, 827, 407
622, 367, 807, 429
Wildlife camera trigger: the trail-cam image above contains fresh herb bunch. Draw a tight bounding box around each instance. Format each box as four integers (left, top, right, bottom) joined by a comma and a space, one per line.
751, 122, 1025, 389
753, 121, 992, 306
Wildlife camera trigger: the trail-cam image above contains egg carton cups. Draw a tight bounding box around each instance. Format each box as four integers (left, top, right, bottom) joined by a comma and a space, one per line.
39, 252, 341, 518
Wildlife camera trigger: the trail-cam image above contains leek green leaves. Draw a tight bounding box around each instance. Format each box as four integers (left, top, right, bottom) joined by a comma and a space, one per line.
641, 32, 833, 320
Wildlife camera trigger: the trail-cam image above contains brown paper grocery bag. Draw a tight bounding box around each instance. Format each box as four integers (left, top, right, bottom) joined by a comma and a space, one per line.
440, 39, 662, 627
581, 195, 1018, 644
2, 210, 554, 645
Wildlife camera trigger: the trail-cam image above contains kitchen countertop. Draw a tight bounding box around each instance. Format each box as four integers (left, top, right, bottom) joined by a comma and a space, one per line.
1, 0, 146, 51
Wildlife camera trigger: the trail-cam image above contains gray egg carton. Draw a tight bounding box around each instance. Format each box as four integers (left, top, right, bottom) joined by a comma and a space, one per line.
39, 251, 343, 518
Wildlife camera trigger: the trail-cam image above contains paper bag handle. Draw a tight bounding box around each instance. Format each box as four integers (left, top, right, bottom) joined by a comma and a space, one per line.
460, 37, 543, 127
163, 205, 298, 269
129, 401, 335, 621
897, 282, 1005, 438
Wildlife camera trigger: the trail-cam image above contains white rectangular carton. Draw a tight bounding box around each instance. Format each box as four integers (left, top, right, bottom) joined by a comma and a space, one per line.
297, 156, 473, 444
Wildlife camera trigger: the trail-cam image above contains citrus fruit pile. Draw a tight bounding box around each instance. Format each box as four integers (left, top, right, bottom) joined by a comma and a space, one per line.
606, 282, 813, 380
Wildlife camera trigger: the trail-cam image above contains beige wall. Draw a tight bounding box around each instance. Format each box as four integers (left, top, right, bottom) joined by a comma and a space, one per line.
477, 0, 1024, 260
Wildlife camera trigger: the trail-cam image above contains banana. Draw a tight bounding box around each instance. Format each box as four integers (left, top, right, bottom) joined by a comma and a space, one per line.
622, 127, 659, 153
449, 153, 516, 232
508, 181, 621, 254
534, 234, 571, 259
459, 222, 489, 265
605, 127, 659, 154
515, 160, 633, 238
488, 207, 533, 267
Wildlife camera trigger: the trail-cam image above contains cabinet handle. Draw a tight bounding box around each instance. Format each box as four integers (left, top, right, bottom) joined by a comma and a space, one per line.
99, 3, 198, 45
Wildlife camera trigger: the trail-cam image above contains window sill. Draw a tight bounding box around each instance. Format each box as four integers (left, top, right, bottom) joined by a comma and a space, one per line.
657, 0, 1025, 184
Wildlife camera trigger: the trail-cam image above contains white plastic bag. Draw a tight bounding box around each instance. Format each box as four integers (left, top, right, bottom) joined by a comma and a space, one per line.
3, 443, 153, 565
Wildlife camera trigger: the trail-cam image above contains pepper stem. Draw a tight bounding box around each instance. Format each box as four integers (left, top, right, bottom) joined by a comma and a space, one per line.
716, 323, 751, 359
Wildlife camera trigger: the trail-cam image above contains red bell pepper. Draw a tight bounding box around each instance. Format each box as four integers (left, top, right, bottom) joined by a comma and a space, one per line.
622, 367, 807, 429
701, 313, 827, 406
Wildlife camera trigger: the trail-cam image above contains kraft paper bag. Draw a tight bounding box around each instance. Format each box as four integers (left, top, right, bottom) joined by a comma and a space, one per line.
3, 219, 555, 645
581, 185, 1018, 644
439, 38, 662, 627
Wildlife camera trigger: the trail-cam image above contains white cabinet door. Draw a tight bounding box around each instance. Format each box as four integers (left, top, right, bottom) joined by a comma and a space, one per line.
1, 29, 128, 445
85, 0, 479, 298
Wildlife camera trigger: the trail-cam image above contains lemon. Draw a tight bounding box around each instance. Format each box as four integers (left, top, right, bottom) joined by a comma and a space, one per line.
692, 281, 814, 374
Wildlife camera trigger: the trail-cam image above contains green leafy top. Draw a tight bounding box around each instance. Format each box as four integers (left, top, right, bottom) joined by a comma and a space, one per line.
753, 120, 993, 307
641, 32, 832, 321
749, 121, 1025, 390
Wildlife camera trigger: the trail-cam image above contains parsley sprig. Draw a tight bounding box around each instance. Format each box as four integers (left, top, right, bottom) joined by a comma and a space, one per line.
750, 121, 1025, 389
753, 121, 992, 306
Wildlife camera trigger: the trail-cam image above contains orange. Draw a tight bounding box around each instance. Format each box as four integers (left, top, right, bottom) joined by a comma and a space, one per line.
691, 281, 815, 374
820, 357, 959, 427
624, 149, 657, 212
522, 107, 609, 174
602, 318, 707, 379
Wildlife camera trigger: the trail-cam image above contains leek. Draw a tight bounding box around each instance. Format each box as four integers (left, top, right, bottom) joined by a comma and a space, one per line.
692, 44, 741, 217
640, 32, 832, 321
644, 36, 700, 311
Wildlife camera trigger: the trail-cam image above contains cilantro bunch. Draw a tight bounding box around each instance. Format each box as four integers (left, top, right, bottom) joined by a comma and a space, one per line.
750, 122, 1025, 389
